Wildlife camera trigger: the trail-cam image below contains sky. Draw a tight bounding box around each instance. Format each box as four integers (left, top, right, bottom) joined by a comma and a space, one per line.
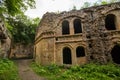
25, 0, 98, 18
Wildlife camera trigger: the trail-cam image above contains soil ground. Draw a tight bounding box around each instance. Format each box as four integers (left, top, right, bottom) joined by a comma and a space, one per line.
15, 59, 46, 80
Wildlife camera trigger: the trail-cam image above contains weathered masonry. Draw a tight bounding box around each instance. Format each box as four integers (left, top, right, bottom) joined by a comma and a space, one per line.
0, 18, 11, 58
35, 2, 120, 65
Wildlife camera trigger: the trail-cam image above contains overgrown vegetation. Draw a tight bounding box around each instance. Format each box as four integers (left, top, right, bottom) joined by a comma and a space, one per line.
0, 59, 20, 80
31, 63, 120, 80
0, 0, 39, 44
0, 0, 35, 17
6, 14, 40, 44
81, 0, 120, 9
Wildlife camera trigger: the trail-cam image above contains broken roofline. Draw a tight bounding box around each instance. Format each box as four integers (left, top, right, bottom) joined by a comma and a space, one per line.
42, 2, 120, 16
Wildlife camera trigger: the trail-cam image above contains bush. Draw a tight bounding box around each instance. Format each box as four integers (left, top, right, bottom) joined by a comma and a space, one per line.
0, 59, 20, 80
31, 62, 120, 80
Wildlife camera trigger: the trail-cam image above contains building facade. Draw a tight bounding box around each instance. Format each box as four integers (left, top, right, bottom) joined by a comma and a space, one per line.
35, 2, 120, 65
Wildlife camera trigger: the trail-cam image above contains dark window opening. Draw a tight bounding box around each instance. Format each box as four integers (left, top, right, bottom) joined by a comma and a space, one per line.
90, 55, 94, 60
62, 20, 70, 35
111, 45, 120, 64
76, 46, 85, 57
63, 47, 72, 64
56, 38, 58, 41
104, 34, 107, 37
89, 44, 92, 48
74, 19, 82, 34
105, 14, 116, 30
86, 35, 91, 39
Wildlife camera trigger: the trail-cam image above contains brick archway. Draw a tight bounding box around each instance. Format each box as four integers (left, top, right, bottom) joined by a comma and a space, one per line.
111, 45, 120, 64
105, 14, 116, 30
73, 19, 82, 34
63, 47, 72, 64
62, 20, 70, 35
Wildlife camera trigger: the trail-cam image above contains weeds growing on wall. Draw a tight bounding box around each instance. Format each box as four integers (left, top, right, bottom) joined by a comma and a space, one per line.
0, 59, 20, 80
31, 62, 120, 80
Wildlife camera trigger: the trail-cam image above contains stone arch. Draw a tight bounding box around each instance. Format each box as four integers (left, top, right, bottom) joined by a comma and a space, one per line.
110, 44, 120, 64
73, 19, 82, 34
76, 46, 85, 57
53, 15, 83, 35
54, 15, 82, 30
62, 20, 70, 35
104, 8, 120, 15
106, 38, 120, 57
105, 14, 116, 30
62, 47, 72, 64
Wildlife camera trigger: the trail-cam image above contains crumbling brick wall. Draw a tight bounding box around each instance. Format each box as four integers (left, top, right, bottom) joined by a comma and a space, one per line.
9, 43, 33, 59
0, 18, 11, 58
35, 2, 120, 65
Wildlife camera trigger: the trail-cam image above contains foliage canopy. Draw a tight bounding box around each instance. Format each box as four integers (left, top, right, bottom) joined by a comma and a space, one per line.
0, 0, 39, 44
0, 0, 35, 17
6, 14, 40, 44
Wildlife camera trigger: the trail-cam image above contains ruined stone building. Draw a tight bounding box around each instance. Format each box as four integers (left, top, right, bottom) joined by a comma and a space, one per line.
0, 18, 11, 58
35, 2, 120, 65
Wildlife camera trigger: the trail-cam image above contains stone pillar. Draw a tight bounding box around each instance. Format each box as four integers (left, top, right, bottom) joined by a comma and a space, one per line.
116, 13, 120, 30
72, 48, 77, 65
69, 19, 74, 35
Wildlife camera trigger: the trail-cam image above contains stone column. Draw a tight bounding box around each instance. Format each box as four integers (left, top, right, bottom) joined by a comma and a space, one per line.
72, 47, 77, 65
69, 19, 74, 35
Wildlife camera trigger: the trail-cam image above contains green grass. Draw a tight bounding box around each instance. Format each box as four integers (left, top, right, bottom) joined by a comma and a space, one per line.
31, 62, 120, 80
0, 59, 20, 80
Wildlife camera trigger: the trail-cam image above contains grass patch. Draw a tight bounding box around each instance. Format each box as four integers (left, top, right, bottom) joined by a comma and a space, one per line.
0, 59, 20, 80
31, 62, 120, 80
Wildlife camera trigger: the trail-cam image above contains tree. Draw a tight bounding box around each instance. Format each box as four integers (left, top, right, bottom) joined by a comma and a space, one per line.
81, 2, 91, 9
81, 0, 119, 9
72, 5, 77, 10
93, 2, 100, 6
100, 0, 118, 5
109, 0, 120, 3
7, 14, 40, 44
0, 0, 35, 17
0, 0, 37, 44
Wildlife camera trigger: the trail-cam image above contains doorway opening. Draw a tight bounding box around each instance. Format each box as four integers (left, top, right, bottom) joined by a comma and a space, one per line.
111, 45, 120, 64
63, 47, 72, 64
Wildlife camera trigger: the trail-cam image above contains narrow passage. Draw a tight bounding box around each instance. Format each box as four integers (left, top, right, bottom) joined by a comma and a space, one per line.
15, 59, 46, 80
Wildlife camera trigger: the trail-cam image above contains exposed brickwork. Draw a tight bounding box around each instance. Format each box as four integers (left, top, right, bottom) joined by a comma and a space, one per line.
0, 18, 11, 58
35, 2, 120, 65
9, 44, 33, 59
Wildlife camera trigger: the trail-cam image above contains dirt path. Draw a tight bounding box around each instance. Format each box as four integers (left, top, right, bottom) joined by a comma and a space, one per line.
15, 59, 46, 80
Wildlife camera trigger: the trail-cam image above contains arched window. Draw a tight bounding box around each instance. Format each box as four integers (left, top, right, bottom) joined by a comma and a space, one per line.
76, 46, 85, 57
62, 20, 70, 35
111, 45, 120, 64
74, 19, 82, 34
63, 47, 72, 64
105, 14, 116, 30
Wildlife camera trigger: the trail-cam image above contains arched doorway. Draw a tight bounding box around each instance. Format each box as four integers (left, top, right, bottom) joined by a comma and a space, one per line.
62, 20, 70, 35
105, 14, 116, 30
73, 19, 82, 34
111, 45, 120, 64
63, 47, 72, 64
76, 46, 85, 57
